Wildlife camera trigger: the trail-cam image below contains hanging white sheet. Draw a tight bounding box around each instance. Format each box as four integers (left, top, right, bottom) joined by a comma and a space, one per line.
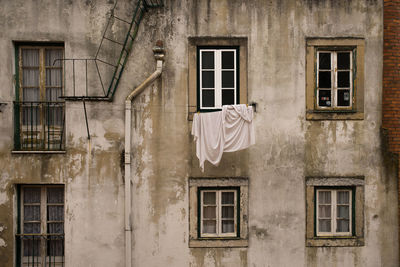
192, 104, 255, 171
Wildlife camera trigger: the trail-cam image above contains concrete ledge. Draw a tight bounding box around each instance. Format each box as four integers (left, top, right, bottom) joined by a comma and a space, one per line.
306, 112, 364, 120
12, 150, 66, 154
189, 238, 248, 248
306, 237, 364, 247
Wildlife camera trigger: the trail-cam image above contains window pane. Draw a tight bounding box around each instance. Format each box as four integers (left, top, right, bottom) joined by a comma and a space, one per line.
221, 192, 234, 204
318, 71, 331, 88
203, 220, 216, 233
24, 223, 41, 234
22, 49, 39, 67
337, 219, 350, 232
318, 205, 331, 218
24, 188, 41, 203
222, 71, 234, 88
201, 51, 214, 69
337, 206, 349, 219
48, 235, 64, 256
319, 52, 331, 70
23, 237, 41, 256
202, 90, 215, 107
47, 187, 64, 203
318, 90, 331, 107
46, 87, 62, 102
23, 69, 39, 87
318, 219, 331, 232
24, 206, 40, 221
222, 220, 235, 233
203, 192, 216, 205
48, 222, 64, 234
48, 206, 64, 221
222, 206, 234, 219
222, 90, 234, 106
222, 51, 234, 69
337, 89, 351, 107
338, 71, 350, 88
318, 191, 331, 204
203, 206, 216, 219
202, 71, 214, 88
337, 191, 349, 204
337, 52, 350, 69
46, 69, 62, 87
46, 49, 63, 67
22, 102, 40, 126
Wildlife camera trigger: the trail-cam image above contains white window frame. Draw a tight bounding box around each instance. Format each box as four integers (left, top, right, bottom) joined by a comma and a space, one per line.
316, 188, 352, 237
200, 189, 237, 238
317, 50, 353, 109
199, 48, 237, 109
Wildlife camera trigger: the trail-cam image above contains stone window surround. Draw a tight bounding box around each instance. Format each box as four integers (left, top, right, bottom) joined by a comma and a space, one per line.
306, 37, 365, 120
188, 37, 248, 120
189, 177, 249, 248
305, 176, 365, 247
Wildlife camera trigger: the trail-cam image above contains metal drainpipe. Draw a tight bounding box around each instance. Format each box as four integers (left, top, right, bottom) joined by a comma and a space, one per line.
124, 41, 165, 267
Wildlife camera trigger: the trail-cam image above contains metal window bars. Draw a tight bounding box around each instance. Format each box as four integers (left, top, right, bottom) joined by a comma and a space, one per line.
14, 101, 65, 151
16, 234, 64, 267
58, 0, 163, 101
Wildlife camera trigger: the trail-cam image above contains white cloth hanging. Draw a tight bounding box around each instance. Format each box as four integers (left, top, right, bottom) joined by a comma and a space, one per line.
192, 104, 255, 171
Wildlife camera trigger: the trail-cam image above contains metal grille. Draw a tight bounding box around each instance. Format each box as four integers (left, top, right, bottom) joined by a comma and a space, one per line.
14, 101, 65, 151
16, 234, 64, 267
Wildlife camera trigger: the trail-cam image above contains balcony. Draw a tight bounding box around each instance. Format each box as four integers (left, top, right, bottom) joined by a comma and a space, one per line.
14, 101, 65, 151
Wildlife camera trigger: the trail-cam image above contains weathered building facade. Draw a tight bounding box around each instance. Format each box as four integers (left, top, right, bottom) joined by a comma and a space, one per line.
0, 0, 398, 266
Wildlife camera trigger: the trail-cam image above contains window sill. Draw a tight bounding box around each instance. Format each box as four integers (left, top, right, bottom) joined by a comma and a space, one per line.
306, 237, 364, 247
12, 150, 66, 154
306, 111, 364, 120
189, 238, 248, 248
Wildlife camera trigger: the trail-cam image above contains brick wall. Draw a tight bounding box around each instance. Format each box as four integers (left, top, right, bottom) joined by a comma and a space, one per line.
383, 0, 400, 260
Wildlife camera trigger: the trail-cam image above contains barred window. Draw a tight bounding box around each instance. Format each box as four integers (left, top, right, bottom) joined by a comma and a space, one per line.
17, 185, 65, 267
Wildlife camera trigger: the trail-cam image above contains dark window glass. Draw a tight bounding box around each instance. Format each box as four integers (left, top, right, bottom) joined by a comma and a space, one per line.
338, 71, 350, 88
222, 51, 234, 69
318, 90, 331, 107
222, 90, 234, 105
24, 206, 40, 221
222, 71, 234, 88
47, 187, 64, 203
318, 71, 331, 88
202, 90, 215, 107
202, 71, 214, 88
202, 52, 214, 69
24, 223, 41, 234
337, 89, 350, 106
337, 52, 350, 70
319, 53, 331, 70
24, 187, 41, 203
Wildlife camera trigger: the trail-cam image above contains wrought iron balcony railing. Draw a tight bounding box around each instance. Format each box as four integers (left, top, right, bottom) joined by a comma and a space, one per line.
14, 101, 65, 151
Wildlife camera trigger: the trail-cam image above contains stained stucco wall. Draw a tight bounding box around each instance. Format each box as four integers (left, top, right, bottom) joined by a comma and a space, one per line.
0, 0, 397, 267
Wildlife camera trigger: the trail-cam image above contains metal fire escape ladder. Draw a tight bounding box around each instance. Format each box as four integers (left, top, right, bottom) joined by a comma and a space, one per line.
62, 0, 163, 101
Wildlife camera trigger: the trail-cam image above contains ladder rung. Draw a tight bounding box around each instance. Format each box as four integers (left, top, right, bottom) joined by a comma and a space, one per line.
103, 37, 125, 46
112, 15, 131, 25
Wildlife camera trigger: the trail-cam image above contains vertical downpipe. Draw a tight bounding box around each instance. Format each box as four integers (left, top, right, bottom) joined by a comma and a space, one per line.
124, 41, 164, 267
